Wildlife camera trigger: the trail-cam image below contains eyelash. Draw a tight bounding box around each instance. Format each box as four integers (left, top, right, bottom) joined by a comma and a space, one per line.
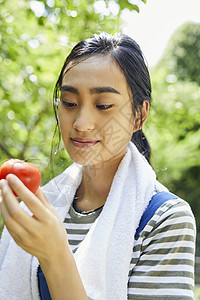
62, 101, 113, 110
62, 101, 76, 108
97, 104, 113, 110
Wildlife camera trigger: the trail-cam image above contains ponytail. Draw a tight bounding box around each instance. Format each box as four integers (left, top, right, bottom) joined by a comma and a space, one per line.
131, 130, 151, 164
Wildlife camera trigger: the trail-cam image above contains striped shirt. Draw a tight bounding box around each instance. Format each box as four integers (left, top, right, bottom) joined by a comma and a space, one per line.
64, 198, 196, 300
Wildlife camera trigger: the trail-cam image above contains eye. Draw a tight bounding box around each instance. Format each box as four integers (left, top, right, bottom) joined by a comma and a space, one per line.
96, 104, 113, 110
62, 101, 77, 108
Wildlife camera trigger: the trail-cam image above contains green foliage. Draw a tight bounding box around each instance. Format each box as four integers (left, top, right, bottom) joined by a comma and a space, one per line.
145, 68, 200, 231
146, 22, 200, 241
195, 285, 200, 300
159, 22, 200, 85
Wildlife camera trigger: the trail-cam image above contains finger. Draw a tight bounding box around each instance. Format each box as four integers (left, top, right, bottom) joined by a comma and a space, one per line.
0, 193, 21, 232
0, 188, 2, 204
0, 178, 38, 231
0, 194, 36, 251
4, 174, 50, 221
0, 178, 20, 221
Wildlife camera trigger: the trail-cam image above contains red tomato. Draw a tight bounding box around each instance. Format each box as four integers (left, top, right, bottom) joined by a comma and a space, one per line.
0, 159, 41, 196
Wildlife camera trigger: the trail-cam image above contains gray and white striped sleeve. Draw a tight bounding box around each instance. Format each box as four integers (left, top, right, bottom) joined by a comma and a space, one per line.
128, 199, 196, 300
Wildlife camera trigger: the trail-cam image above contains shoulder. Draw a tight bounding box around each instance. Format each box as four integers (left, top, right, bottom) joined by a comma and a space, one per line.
146, 197, 195, 232
137, 197, 196, 249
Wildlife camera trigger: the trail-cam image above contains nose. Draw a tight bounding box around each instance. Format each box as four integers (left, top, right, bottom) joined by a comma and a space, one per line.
73, 106, 95, 132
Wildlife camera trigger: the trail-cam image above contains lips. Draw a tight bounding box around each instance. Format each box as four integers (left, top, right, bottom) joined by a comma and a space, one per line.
71, 137, 98, 143
70, 137, 100, 148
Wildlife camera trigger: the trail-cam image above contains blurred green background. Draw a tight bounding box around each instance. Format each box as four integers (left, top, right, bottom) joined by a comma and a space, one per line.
0, 0, 199, 293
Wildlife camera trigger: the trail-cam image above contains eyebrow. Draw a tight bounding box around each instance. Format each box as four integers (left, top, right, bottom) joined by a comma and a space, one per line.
60, 85, 78, 94
60, 85, 121, 95
90, 87, 121, 95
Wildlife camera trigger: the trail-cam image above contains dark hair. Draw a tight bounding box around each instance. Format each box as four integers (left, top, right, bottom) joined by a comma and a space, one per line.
53, 32, 152, 163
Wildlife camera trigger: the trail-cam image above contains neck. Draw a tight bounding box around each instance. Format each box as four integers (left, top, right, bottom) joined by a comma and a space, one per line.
75, 150, 126, 211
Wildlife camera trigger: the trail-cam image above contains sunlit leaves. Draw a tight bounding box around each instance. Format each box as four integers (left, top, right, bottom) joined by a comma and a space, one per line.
145, 25, 200, 230
159, 22, 200, 85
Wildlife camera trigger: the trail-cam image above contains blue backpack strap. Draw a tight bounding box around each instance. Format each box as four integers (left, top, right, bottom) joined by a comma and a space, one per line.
135, 191, 178, 238
37, 265, 52, 300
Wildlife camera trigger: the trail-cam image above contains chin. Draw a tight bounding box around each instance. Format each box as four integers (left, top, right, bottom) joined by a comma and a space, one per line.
71, 158, 98, 167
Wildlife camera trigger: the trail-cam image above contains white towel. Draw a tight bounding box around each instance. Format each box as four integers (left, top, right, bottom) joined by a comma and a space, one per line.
0, 142, 167, 299
73, 142, 158, 299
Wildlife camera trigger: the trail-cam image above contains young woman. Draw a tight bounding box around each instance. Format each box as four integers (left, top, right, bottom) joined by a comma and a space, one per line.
0, 32, 196, 300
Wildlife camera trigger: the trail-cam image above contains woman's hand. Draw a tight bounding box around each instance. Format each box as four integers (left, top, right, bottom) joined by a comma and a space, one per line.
0, 174, 88, 300
0, 173, 69, 264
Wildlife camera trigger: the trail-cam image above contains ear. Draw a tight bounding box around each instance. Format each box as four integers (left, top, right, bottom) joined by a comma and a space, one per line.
133, 100, 149, 131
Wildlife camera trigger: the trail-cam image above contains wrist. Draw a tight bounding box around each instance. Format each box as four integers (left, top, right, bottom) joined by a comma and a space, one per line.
38, 245, 73, 273
38, 248, 88, 300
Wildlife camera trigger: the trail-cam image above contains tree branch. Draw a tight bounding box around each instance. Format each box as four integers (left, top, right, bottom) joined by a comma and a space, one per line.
19, 103, 52, 160
0, 142, 14, 159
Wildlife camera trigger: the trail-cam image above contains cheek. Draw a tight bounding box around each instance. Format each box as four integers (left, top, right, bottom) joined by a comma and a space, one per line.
100, 115, 133, 155
58, 107, 73, 128
118, 101, 136, 130
57, 111, 70, 141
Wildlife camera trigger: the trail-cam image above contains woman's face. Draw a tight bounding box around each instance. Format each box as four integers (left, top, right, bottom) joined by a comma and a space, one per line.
58, 55, 140, 166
